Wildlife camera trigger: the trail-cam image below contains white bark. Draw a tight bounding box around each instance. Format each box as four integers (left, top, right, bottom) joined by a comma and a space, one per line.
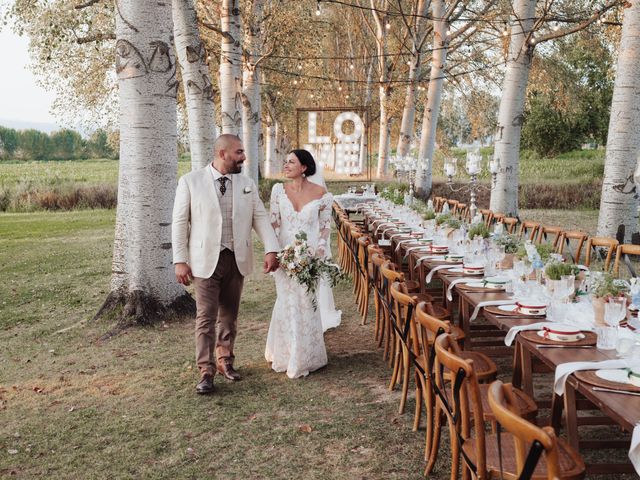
489, 0, 537, 215
359, 61, 375, 174
597, 0, 640, 241
173, 0, 217, 171
372, 0, 390, 178
265, 116, 277, 177
396, 0, 429, 157
112, 0, 182, 303
241, 0, 264, 184
416, 0, 448, 196
219, 0, 243, 135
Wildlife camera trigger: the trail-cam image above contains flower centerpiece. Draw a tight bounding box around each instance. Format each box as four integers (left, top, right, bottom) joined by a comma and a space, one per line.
277, 232, 345, 310
588, 272, 629, 326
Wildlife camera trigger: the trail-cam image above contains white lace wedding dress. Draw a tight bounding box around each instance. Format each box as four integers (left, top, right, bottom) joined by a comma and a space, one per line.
265, 183, 342, 378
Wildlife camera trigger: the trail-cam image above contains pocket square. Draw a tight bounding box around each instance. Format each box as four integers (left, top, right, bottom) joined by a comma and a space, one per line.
243, 187, 252, 194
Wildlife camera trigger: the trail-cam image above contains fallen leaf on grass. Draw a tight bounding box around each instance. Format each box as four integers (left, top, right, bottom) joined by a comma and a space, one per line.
68, 406, 75, 412
32, 387, 44, 394
7, 449, 18, 455
247, 413, 257, 421
298, 424, 313, 433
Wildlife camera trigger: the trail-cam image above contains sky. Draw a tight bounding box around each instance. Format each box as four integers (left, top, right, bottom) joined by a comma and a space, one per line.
0, 27, 60, 128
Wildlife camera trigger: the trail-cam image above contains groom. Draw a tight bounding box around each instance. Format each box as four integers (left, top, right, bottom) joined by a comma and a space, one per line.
172, 134, 280, 394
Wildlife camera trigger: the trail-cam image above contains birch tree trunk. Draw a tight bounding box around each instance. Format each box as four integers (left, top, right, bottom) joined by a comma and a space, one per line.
489, 0, 537, 215
359, 61, 374, 174
97, 0, 192, 326
396, 0, 429, 157
265, 115, 277, 177
241, 0, 264, 184
597, 0, 640, 242
416, 0, 448, 196
219, 0, 243, 135
372, 0, 390, 178
173, 0, 217, 171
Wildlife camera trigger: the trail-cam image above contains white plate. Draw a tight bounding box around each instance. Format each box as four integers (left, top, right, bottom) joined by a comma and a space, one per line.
466, 281, 488, 288
378, 239, 391, 246
536, 330, 585, 342
447, 267, 464, 273
497, 305, 518, 312
595, 369, 632, 385
484, 276, 509, 284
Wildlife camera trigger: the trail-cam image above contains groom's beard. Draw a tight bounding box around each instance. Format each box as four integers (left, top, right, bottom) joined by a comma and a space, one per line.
230, 162, 243, 174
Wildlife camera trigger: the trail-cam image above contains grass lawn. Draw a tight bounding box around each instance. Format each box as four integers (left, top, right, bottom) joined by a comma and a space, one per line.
0, 209, 434, 479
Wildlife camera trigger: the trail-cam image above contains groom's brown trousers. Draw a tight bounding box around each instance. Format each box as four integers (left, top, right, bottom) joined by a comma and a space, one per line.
192, 249, 244, 377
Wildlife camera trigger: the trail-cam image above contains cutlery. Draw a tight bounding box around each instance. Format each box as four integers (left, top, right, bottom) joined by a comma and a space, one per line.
536, 344, 593, 349
592, 386, 640, 397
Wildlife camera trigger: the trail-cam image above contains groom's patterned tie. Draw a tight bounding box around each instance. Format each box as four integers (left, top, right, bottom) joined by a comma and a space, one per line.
218, 176, 229, 196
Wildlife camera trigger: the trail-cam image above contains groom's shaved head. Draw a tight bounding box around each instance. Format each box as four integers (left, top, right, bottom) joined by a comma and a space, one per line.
213, 134, 245, 174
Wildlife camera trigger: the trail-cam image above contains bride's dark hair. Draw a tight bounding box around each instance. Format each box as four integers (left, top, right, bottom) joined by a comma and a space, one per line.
289, 149, 316, 177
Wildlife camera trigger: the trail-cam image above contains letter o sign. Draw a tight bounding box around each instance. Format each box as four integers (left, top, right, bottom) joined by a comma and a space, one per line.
334, 112, 364, 143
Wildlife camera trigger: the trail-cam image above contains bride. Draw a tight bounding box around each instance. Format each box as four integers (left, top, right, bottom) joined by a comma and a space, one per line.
265, 149, 342, 378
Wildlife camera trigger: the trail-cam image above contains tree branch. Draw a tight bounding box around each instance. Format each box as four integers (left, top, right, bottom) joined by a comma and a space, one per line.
76, 32, 116, 44
75, 0, 102, 9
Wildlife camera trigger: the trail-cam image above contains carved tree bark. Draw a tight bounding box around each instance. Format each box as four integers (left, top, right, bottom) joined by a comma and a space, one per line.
597, 0, 640, 242
241, 0, 265, 184
416, 0, 448, 196
396, 0, 430, 157
489, 0, 537, 215
219, 0, 243, 136
172, 0, 217, 171
97, 0, 193, 327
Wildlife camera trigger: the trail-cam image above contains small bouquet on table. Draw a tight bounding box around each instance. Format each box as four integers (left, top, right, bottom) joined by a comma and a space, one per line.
277, 232, 345, 310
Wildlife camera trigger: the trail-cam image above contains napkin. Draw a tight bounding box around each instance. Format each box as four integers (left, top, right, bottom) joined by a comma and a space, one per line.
469, 299, 514, 322
403, 245, 431, 259
553, 359, 630, 396
630, 424, 640, 476
414, 255, 441, 270
374, 222, 396, 236
446, 277, 480, 301
395, 238, 418, 252
504, 322, 550, 346
426, 264, 461, 284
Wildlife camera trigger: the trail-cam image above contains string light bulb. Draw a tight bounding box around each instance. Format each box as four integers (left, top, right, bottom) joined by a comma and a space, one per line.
553, 23, 560, 31
315, 2, 321, 16
349, 63, 354, 70
293, 79, 298, 85
297, 63, 302, 70
385, 22, 391, 30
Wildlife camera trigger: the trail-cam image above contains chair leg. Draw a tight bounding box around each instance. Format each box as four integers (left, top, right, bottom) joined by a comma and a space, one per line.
413, 371, 422, 432
388, 336, 401, 391
426, 402, 443, 476
398, 346, 410, 414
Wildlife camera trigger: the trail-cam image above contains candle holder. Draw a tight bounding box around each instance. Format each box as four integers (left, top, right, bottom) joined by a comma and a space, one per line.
444, 149, 490, 221
391, 154, 420, 205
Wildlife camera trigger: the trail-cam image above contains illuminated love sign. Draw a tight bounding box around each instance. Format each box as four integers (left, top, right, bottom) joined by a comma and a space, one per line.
304, 111, 364, 174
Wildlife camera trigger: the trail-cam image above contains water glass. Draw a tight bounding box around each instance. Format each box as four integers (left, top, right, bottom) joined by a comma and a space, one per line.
596, 326, 617, 350
604, 298, 627, 328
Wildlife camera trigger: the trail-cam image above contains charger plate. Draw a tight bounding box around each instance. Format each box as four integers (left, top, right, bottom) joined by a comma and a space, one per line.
574, 369, 640, 393
520, 330, 596, 346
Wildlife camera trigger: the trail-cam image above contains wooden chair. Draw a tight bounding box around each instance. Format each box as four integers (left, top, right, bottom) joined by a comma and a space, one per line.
613, 243, 640, 278
487, 381, 586, 480
389, 282, 448, 415
370, 253, 390, 350
414, 304, 505, 475
433, 334, 540, 480
502, 216, 519, 234
557, 230, 588, 264
355, 235, 371, 323
584, 236, 619, 272
433, 196, 447, 213
518, 220, 541, 242
455, 202, 469, 221
479, 209, 494, 228
365, 244, 384, 326
537, 225, 563, 251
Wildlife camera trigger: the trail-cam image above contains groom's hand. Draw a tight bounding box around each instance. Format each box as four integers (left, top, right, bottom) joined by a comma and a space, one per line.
175, 263, 193, 285
263, 252, 279, 273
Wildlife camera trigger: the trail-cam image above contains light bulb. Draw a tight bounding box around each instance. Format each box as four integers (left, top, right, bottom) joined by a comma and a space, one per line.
385, 22, 391, 30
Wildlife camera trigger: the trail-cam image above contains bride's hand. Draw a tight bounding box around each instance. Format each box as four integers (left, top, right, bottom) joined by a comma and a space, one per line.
264, 252, 279, 273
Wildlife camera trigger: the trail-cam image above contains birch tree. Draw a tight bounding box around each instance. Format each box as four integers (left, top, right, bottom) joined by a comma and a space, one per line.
97, 0, 192, 325
371, 0, 392, 178
219, 0, 243, 136
597, 0, 640, 242
173, 0, 217, 171
396, 0, 430, 157
241, 0, 266, 184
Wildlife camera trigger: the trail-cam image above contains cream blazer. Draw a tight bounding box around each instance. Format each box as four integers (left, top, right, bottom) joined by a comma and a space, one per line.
171, 166, 280, 278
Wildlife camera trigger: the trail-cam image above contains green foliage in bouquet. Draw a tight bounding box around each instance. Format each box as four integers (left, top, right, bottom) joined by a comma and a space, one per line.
435, 213, 452, 225
468, 223, 490, 239
422, 209, 436, 220
495, 234, 521, 254
445, 218, 462, 229
544, 262, 580, 281
379, 188, 405, 205
278, 232, 346, 310
591, 272, 628, 298
516, 242, 554, 262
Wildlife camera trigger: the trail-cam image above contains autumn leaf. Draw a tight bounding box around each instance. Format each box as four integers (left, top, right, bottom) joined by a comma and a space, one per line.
298, 424, 313, 433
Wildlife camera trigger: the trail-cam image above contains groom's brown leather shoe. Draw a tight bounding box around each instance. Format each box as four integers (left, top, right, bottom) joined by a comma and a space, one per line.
196, 374, 215, 394
217, 362, 241, 381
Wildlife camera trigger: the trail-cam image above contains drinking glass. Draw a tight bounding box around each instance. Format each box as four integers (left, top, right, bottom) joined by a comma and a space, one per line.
596, 326, 617, 350
604, 298, 627, 328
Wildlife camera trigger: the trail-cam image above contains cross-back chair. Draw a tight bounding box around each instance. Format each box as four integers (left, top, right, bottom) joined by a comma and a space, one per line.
613, 243, 640, 278
584, 236, 619, 272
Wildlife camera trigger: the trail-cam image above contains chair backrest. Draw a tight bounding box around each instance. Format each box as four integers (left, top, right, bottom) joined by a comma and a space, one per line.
433, 197, 446, 213
455, 203, 469, 221
502, 217, 519, 234
356, 236, 371, 274
557, 230, 588, 264
585, 236, 619, 271
613, 243, 640, 277
480, 209, 494, 228
537, 225, 562, 250
518, 221, 541, 242
488, 381, 575, 480
433, 333, 487, 476
390, 281, 419, 353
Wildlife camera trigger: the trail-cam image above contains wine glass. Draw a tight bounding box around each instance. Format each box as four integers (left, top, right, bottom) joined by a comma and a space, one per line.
604, 297, 626, 328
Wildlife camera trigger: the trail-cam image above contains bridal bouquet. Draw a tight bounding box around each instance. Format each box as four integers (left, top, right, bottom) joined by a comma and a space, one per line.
277, 232, 344, 310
